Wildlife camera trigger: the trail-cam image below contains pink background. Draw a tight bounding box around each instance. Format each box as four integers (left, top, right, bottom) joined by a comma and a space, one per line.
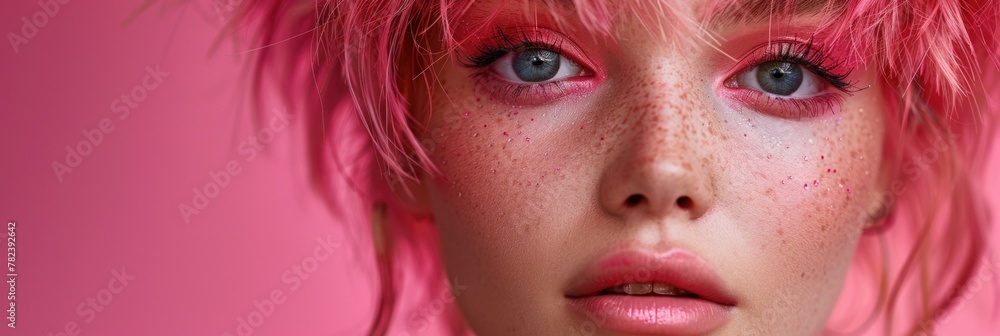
0, 1, 998, 335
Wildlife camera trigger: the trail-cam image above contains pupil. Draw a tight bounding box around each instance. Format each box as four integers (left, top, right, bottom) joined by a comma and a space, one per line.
756, 61, 803, 96
513, 49, 561, 82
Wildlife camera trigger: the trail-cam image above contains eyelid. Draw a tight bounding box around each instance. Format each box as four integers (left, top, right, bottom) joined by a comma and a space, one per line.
717, 38, 854, 91
715, 38, 857, 119
461, 27, 603, 79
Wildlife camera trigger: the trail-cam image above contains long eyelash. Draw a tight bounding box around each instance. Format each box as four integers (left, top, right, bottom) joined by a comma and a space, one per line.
458, 27, 566, 69
748, 37, 862, 94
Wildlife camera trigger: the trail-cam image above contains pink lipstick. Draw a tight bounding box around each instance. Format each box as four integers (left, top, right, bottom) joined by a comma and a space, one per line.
564, 247, 737, 335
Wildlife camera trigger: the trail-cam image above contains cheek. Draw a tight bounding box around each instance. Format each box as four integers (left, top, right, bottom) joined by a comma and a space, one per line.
717, 86, 885, 328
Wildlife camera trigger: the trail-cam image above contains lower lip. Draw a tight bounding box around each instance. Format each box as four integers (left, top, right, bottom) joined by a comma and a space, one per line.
567, 295, 732, 335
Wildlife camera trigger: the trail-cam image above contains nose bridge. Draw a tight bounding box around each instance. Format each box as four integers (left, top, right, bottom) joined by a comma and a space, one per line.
598, 60, 716, 220
625, 61, 704, 160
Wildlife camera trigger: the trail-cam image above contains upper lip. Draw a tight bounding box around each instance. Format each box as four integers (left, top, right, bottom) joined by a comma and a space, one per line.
564, 246, 738, 305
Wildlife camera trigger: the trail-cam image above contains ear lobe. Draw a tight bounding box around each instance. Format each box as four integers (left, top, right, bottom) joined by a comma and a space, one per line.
863, 156, 895, 232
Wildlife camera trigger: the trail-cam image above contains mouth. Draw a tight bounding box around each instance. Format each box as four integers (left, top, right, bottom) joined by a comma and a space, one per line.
564, 248, 736, 335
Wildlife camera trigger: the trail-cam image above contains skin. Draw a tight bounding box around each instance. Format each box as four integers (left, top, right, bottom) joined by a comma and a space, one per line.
399, 1, 888, 334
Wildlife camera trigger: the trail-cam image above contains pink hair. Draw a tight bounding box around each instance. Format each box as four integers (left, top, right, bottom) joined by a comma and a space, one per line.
228, 0, 1000, 334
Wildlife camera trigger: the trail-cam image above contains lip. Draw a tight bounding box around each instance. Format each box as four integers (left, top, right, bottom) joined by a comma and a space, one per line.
564, 247, 737, 335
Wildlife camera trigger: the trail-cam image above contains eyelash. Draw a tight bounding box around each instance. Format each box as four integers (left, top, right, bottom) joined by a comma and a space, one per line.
461, 30, 861, 118
729, 38, 861, 119
744, 38, 857, 93
459, 28, 589, 104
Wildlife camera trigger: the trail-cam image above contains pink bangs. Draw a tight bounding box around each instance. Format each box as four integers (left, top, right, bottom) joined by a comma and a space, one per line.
228, 0, 999, 335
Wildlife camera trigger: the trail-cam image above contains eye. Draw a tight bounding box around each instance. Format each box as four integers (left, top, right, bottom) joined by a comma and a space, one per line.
730, 60, 827, 97
490, 48, 585, 84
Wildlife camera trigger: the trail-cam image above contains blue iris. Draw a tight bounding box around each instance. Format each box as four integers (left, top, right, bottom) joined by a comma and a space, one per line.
513, 49, 560, 82
756, 61, 803, 96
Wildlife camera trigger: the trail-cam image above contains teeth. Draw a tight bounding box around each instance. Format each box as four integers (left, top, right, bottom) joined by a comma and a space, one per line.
653, 283, 683, 295
623, 283, 653, 295
609, 283, 690, 296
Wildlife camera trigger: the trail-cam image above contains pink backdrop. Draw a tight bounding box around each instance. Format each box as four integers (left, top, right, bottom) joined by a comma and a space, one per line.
0, 1, 997, 335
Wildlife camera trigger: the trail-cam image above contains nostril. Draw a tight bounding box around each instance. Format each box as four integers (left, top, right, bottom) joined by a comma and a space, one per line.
625, 194, 644, 207
676, 196, 693, 209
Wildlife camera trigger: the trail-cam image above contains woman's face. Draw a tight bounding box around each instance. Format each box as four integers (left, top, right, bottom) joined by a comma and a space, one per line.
412, 0, 885, 334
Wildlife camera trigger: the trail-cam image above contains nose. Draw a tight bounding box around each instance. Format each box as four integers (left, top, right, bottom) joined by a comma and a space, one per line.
600, 149, 715, 219
598, 87, 716, 220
